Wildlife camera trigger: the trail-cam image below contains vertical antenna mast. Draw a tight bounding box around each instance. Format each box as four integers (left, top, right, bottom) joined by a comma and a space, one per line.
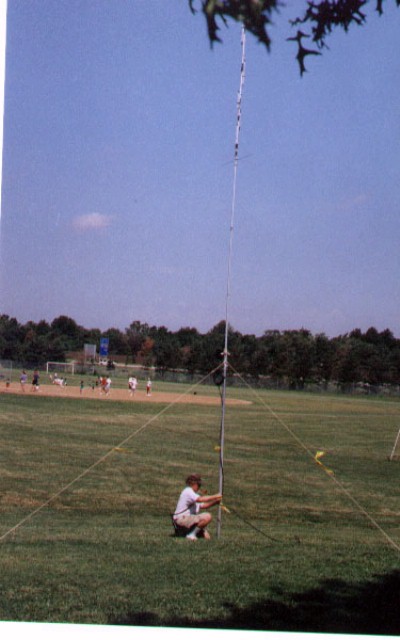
217, 26, 246, 539
0, 0, 7, 222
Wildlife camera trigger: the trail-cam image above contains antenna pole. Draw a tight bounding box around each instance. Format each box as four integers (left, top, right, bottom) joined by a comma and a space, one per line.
217, 26, 246, 539
0, 0, 8, 223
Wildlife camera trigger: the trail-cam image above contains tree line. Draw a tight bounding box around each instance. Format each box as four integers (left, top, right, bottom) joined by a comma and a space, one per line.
1, 314, 400, 390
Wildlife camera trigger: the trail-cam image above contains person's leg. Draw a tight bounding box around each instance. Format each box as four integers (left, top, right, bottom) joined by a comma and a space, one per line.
186, 513, 212, 540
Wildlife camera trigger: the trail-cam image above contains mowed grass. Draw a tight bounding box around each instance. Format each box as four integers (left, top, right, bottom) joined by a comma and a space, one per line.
1, 384, 400, 632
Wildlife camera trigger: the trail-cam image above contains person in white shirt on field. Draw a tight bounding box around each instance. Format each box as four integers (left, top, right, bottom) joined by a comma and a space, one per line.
104, 377, 112, 395
173, 474, 222, 541
128, 376, 137, 396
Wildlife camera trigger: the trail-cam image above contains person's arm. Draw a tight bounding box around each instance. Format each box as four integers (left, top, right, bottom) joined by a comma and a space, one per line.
197, 493, 222, 508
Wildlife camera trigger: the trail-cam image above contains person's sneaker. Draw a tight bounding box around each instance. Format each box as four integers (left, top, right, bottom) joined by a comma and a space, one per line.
186, 534, 197, 541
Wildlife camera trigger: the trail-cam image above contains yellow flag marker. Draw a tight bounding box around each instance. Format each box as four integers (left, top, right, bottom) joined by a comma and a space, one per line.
214, 446, 221, 452
314, 450, 334, 475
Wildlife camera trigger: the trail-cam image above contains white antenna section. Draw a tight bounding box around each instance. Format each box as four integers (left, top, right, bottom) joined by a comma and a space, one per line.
217, 26, 246, 539
0, 0, 7, 221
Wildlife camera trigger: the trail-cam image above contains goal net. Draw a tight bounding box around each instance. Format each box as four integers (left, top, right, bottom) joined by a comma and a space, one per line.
46, 362, 75, 376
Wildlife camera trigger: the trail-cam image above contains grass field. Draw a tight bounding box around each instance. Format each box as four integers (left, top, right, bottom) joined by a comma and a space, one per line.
1, 381, 400, 633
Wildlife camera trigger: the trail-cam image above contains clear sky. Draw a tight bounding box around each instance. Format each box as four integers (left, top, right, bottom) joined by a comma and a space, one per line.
0, 0, 399, 338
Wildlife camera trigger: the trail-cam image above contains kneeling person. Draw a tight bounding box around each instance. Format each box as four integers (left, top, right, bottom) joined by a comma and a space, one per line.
173, 474, 222, 541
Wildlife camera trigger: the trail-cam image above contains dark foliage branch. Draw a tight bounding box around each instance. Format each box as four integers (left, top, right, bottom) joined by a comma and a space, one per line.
189, 0, 399, 74
189, 0, 283, 49
291, 0, 368, 48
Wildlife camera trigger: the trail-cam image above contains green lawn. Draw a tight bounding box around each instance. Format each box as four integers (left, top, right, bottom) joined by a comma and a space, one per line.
0, 386, 400, 632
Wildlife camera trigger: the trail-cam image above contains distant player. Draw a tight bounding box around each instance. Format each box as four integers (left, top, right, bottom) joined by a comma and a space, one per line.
31, 370, 40, 391
20, 371, 28, 392
146, 379, 152, 396
52, 374, 66, 387
104, 376, 112, 395
128, 376, 137, 396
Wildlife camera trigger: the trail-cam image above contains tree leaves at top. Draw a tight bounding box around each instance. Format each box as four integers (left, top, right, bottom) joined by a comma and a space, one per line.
189, 0, 399, 74
291, 0, 368, 48
189, 0, 282, 50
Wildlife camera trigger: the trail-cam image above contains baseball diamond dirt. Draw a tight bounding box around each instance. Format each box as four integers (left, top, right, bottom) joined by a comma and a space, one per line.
0, 383, 251, 406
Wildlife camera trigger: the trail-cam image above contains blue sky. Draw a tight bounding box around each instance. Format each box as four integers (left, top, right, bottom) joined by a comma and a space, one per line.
0, 1, 399, 338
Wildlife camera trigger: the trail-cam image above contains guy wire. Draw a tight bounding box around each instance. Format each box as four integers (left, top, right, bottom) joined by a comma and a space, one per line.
228, 362, 400, 555
0, 366, 222, 543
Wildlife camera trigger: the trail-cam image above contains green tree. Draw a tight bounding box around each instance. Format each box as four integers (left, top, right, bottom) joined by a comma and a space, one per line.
103, 327, 129, 356
331, 337, 358, 388
364, 326, 380, 346
46, 336, 68, 363
175, 327, 203, 374
239, 333, 259, 376
175, 326, 201, 349
281, 329, 316, 389
23, 319, 51, 336
314, 332, 335, 387
125, 321, 150, 363
343, 327, 396, 385
190, 1, 399, 74
50, 315, 83, 350
331, 333, 386, 388
387, 346, 400, 384
253, 330, 285, 380
20, 330, 67, 366
153, 335, 182, 373
0, 315, 24, 360
380, 328, 397, 350
195, 321, 227, 373
82, 327, 102, 348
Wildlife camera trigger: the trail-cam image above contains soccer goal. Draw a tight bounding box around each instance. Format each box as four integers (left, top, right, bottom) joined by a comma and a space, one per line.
46, 361, 75, 376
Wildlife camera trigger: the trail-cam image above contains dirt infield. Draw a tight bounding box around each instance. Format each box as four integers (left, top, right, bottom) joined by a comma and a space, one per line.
1, 383, 251, 406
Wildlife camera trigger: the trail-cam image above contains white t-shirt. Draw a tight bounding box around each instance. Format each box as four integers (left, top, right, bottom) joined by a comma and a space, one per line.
173, 486, 200, 520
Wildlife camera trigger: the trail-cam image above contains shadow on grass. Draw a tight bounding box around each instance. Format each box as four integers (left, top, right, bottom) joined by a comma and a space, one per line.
108, 570, 400, 634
